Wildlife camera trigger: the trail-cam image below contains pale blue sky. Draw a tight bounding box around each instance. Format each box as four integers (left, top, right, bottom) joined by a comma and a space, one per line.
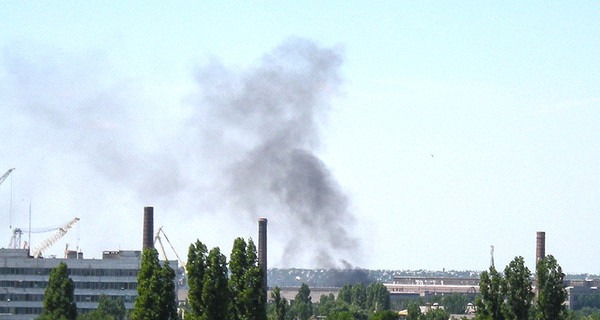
1, 1, 599, 273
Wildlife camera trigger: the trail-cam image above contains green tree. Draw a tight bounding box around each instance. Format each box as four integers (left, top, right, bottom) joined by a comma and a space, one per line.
369, 310, 398, 320
406, 302, 421, 320
131, 248, 162, 320
441, 293, 467, 314
294, 283, 313, 320
503, 256, 533, 320
420, 307, 450, 320
337, 284, 353, 304
186, 240, 208, 319
242, 239, 267, 320
229, 238, 267, 320
131, 248, 178, 320
475, 265, 507, 320
351, 283, 367, 309
98, 295, 125, 320
536, 255, 568, 320
366, 283, 390, 312
270, 286, 287, 320
158, 260, 179, 320
202, 247, 230, 320
39, 262, 77, 320
230, 238, 249, 320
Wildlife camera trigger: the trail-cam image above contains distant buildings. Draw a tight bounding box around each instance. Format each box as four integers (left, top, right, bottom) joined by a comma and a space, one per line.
384, 276, 479, 298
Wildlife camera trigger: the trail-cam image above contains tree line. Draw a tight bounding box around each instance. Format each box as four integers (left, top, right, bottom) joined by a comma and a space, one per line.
36, 241, 589, 320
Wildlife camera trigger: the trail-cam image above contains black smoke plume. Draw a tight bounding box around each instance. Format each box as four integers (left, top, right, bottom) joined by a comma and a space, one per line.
192, 38, 359, 267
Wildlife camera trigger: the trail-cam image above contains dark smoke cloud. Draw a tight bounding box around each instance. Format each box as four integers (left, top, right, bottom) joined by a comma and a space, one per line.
1, 38, 360, 267
191, 38, 359, 268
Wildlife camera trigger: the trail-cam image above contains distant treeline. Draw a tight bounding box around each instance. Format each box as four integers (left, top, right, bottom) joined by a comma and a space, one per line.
267, 268, 599, 288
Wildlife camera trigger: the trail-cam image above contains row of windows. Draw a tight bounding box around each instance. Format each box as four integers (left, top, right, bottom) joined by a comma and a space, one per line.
0, 293, 136, 303
0, 306, 43, 315
0, 267, 138, 277
0, 280, 137, 290
0, 306, 129, 315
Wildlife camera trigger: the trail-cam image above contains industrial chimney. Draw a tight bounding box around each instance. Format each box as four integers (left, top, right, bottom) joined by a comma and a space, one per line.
258, 218, 267, 293
536, 231, 545, 262
143, 207, 154, 250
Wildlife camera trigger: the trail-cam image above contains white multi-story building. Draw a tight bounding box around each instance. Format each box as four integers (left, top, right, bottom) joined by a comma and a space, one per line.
0, 248, 177, 320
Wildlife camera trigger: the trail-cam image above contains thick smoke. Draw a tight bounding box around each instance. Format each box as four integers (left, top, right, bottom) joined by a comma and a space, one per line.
1, 38, 360, 267
192, 38, 359, 267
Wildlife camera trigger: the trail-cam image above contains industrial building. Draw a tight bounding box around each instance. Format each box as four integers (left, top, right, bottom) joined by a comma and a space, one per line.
384, 276, 479, 298
0, 207, 179, 320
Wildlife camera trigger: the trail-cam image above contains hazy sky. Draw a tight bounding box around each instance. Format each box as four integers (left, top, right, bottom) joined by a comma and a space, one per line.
1, 2, 599, 273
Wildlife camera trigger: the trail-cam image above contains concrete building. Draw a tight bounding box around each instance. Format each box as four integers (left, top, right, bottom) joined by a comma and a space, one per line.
384, 276, 479, 298
0, 248, 160, 320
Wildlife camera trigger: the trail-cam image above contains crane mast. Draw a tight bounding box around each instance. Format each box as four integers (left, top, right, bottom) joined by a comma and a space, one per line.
29, 217, 80, 258
0, 168, 15, 187
154, 226, 186, 268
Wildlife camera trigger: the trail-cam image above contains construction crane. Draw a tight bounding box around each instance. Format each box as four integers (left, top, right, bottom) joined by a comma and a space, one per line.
9, 224, 69, 249
154, 226, 185, 268
29, 217, 80, 258
0, 168, 15, 187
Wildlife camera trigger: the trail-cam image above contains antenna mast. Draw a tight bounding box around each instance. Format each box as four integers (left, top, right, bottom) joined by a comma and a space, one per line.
490, 245, 495, 268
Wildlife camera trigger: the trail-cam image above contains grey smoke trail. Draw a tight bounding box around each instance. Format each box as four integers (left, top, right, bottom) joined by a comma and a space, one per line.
192, 38, 358, 267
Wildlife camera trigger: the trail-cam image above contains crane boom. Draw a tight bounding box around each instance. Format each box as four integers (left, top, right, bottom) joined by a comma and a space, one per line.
154, 226, 185, 268
0, 168, 15, 187
30, 217, 80, 258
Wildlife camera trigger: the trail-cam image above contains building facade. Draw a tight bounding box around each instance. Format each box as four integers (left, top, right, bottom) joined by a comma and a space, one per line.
0, 248, 177, 320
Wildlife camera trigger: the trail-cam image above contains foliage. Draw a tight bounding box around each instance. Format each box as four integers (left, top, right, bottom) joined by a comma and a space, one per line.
406, 302, 421, 320
159, 261, 179, 320
369, 310, 399, 320
475, 265, 508, 320
77, 295, 125, 320
269, 286, 287, 320
130, 248, 178, 320
185, 240, 208, 319
230, 238, 248, 320
242, 239, 267, 320
202, 247, 231, 320
39, 262, 77, 320
568, 307, 600, 320
337, 283, 353, 304
294, 283, 313, 320
576, 293, 600, 311
441, 293, 467, 314
367, 282, 391, 312
419, 307, 450, 320
352, 282, 367, 309
536, 255, 568, 320
503, 256, 533, 320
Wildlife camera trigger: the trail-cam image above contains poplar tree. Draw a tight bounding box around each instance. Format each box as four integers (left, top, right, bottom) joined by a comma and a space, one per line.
503, 256, 533, 320
270, 286, 287, 320
39, 262, 77, 320
131, 248, 178, 320
131, 248, 162, 320
243, 239, 267, 320
294, 283, 313, 320
475, 265, 507, 320
158, 261, 178, 320
202, 247, 230, 320
536, 255, 568, 320
185, 240, 208, 319
366, 282, 390, 311
229, 238, 249, 320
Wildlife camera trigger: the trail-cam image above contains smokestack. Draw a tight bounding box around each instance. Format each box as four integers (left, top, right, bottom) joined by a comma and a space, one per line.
143, 207, 154, 250
536, 231, 545, 262
258, 218, 267, 292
